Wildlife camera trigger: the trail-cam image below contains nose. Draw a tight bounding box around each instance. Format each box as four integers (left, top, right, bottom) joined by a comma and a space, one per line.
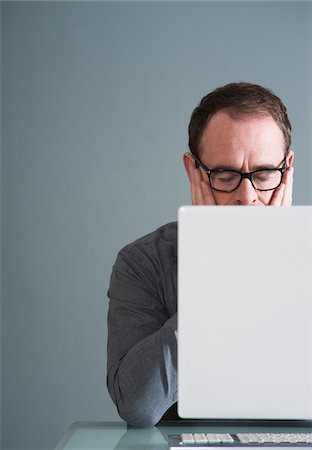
234, 178, 258, 205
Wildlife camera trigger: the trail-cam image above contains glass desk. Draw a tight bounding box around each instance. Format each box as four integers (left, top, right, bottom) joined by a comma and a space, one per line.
54, 421, 312, 450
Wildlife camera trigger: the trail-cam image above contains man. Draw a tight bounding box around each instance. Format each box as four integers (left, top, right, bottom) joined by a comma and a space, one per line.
107, 82, 294, 427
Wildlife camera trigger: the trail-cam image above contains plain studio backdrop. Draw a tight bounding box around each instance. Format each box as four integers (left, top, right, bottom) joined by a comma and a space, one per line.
1, 1, 312, 449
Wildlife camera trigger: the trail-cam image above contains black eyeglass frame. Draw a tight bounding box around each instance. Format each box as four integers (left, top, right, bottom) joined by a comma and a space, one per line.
192, 153, 287, 193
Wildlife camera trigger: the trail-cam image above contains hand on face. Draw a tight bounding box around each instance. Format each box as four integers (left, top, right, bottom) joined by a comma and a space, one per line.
184, 153, 216, 205
184, 150, 294, 207
269, 165, 294, 206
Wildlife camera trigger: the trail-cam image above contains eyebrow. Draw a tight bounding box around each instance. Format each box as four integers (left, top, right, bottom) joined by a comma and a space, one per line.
211, 163, 282, 171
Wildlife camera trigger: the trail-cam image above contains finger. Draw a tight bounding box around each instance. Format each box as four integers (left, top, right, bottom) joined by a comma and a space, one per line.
200, 180, 216, 205
281, 166, 294, 206
270, 183, 286, 206
190, 164, 205, 205
190, 164, 216, 205
191, 179, 204, 205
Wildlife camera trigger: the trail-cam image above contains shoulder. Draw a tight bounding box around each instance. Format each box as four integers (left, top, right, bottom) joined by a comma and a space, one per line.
116, 222, 177, 268
110, 222, 177, 312
126, 221, 177, 249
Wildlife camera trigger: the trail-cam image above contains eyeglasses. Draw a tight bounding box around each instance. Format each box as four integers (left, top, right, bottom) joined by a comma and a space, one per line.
192, 153, 287, 193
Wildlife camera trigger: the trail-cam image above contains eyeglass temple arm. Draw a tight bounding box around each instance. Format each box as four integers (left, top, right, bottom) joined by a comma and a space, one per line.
190, 152, 202, 170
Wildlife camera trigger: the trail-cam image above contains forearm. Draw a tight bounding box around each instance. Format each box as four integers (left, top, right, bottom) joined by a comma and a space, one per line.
107, 313, 177, 427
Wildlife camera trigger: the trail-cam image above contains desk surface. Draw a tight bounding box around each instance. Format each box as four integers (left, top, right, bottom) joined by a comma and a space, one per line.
55, 421, 312, 450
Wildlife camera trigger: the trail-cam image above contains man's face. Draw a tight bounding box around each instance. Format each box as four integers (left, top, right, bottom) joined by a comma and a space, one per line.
187, 110, 293, 206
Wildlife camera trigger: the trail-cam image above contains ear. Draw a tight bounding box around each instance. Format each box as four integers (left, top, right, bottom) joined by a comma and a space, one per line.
286, 150, 294, 168
183, 152, 197, 183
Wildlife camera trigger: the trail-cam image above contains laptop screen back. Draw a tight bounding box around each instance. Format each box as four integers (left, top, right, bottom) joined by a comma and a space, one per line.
178, 206, 312, 420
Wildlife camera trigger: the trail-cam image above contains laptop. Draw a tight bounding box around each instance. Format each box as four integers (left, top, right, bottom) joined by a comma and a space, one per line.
177, 206, 312, 422
169, 206, 312, 449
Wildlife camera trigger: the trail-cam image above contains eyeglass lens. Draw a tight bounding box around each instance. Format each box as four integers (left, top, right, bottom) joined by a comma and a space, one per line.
210, 169, 283, 192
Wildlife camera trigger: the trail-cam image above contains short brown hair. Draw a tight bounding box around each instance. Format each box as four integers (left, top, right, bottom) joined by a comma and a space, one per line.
188, 82, 292, 157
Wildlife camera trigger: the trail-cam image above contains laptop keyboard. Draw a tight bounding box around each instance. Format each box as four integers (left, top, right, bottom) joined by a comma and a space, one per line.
168, 433, 312, 449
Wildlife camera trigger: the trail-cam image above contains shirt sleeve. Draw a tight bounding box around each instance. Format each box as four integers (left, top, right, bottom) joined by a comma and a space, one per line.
107, 243, 177, 427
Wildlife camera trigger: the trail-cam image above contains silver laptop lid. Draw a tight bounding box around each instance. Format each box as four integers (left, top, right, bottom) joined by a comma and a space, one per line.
178, 206, 312, 420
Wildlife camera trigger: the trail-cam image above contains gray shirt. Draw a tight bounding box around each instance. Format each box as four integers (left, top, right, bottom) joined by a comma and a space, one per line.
107, 222, 178, 427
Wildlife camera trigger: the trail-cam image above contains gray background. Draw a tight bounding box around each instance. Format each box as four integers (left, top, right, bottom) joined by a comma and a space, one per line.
2, 1, 312, 449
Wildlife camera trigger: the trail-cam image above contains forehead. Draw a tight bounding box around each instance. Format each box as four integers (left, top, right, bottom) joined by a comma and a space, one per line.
199, 110, 285, 166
